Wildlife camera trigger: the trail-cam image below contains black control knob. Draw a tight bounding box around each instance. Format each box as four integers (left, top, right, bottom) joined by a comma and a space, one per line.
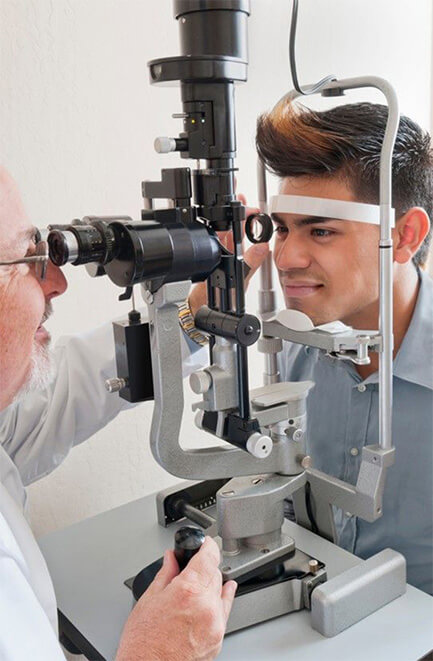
174, 526, 205, 570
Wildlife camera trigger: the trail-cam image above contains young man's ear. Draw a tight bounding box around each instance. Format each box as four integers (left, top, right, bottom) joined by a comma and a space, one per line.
393, 207, 431, 264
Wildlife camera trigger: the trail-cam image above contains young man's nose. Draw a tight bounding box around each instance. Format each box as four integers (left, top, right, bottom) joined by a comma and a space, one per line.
274, 234, 311, 271
41, 261, 68, 300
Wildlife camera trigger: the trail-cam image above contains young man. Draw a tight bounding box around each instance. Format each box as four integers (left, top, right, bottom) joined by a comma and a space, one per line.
255, 101, 432, 594
0, 166, 236, 660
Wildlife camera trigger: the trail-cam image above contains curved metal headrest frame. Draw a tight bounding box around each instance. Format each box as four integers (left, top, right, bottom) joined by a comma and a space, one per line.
257, 76, 399, 452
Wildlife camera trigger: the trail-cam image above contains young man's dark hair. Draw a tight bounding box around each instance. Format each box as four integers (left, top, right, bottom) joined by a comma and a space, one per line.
256, 102, 433, 268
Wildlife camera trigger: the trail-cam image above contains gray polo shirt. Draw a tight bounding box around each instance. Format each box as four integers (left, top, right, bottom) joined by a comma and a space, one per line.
280, 270, 433, 594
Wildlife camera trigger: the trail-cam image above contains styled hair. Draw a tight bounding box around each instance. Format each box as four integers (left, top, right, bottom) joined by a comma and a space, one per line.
256, 102, 433, 268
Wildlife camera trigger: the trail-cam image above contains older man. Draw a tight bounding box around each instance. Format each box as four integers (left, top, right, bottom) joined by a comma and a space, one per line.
0, 166, 236, 660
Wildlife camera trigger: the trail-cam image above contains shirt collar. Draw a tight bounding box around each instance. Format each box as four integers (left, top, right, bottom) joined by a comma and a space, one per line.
392, 269, 433, 390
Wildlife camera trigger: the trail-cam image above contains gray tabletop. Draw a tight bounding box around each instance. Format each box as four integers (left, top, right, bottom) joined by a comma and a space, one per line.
39, 494, 433, 661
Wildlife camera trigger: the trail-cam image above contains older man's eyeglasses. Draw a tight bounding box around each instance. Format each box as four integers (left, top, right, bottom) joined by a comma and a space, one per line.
0, 229, 49, 281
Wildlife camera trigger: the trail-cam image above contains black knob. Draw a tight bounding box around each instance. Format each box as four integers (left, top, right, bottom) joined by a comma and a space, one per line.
174, 526, 205, 570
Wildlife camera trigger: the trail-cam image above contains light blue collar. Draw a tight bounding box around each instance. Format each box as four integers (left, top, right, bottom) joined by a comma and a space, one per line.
392, 269, 433, 390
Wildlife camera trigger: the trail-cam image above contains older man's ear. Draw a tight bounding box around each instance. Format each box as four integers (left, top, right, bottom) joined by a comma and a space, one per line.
393, 207, 430, 265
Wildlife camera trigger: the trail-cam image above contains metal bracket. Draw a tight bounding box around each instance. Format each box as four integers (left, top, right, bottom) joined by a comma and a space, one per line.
146, 282, 315, 479
263, 319, 382, 362
292, 445, 396, 542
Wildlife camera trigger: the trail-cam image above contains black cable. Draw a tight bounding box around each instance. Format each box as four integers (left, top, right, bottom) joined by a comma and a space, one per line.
305, 481, 319, 534
289, 0, 336, 96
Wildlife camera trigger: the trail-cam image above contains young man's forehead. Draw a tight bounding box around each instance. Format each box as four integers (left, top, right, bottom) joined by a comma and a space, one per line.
271, 212, 342, 226
279, 174, 356, 200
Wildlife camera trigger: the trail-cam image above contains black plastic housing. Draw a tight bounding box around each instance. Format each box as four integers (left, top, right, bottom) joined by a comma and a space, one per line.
113, 318, 154, 403
104, 216, 221, 288
174, 0, 250, 60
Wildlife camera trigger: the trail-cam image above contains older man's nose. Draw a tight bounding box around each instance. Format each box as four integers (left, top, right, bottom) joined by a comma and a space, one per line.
41, 261, 68, 300
274, 234, 311, 271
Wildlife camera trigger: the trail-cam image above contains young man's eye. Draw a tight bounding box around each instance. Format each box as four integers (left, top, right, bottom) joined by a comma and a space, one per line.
274, 225, 288, 236
311, 228, 334, 238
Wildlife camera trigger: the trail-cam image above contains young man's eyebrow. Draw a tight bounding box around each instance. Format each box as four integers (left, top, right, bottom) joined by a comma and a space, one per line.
298, 216, 339, 226
271, 213, 341, 226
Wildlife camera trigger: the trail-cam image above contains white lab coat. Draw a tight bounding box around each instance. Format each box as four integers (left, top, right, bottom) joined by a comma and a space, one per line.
0, 320, 204, 660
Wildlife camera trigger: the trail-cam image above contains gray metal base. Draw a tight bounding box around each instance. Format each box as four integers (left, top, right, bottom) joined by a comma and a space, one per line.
39, 493, 433, 661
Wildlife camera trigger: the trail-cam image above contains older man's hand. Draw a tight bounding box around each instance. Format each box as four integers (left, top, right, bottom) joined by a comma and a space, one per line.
116, 536, 237, 661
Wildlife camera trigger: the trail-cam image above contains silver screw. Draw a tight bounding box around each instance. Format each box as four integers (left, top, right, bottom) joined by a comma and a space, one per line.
308, 559, 319, 574
221, 490, 235, 497
252, 478, 263, 485
293, 428, 304, 442
301, 455, 312, 469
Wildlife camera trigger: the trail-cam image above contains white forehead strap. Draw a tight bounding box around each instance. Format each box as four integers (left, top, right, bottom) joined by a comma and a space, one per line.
269, 195, 395, 227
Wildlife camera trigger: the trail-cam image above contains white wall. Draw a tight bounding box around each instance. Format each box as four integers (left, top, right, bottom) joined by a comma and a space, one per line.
1, 0, 432, 538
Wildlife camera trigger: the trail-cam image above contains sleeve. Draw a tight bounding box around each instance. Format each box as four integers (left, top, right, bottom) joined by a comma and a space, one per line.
0, 319, 206, 487
0, 554, 65, 661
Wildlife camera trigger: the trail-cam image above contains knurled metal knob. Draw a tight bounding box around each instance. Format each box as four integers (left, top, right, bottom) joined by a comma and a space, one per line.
105, 377, 126, 393
154, 136, 177, 153
189, 370, 212, 394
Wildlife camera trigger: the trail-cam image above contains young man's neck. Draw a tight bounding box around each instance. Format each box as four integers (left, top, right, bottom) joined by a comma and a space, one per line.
342, 263, 421, 380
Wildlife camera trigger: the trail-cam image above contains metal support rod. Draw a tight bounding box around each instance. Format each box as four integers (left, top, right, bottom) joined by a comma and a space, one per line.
206, 279, 216, 361
220, 286, 231, 312
257, 156, 280, 384
257, 158, 276, 318
181, 503, 215, 530
232, 215, 251, 419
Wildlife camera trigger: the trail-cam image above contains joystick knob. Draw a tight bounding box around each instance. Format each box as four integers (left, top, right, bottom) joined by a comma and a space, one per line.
174, 526, 205, 570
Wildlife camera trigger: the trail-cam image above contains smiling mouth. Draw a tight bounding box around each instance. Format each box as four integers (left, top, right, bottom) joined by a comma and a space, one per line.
284, 282, 324, 298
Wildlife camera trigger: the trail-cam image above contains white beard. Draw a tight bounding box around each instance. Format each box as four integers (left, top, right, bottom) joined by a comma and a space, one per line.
13, 339, 56, 403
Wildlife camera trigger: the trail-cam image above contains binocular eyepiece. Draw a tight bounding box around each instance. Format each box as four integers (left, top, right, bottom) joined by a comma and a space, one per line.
48, 215, 222, 289
48, 218, 120, 268
48, 209, 274, 289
